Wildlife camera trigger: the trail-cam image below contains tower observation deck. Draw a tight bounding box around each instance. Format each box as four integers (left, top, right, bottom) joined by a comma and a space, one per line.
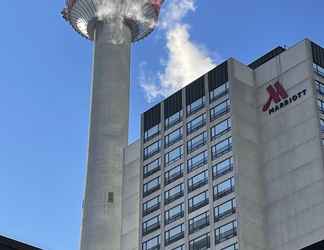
61, 1, 164, 250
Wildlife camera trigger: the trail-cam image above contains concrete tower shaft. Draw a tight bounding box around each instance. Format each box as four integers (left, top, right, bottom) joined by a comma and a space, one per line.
80, 20, 132, 250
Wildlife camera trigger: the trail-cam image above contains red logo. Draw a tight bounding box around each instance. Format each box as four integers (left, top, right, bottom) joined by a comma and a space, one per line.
262, 82, 288, 112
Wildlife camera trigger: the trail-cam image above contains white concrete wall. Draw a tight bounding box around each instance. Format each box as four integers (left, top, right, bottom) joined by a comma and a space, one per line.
121, 140, 141, 250
230, 59, 268, 250
256, 40, 324, 250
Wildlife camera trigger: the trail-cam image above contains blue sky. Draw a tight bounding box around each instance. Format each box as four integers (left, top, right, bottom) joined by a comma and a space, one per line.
0, 1, 323, 250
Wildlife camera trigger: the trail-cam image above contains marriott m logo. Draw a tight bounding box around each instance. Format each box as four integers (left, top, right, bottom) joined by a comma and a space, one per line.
262, 81, 288, 112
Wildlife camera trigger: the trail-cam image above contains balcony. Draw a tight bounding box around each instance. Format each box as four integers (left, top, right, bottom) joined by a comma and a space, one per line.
144, 148, 161, 161
165, 211, 184, 225
214, 187, 234, 201
189, 236, 210, 250
188, 158, 208, 173
215, 228, 237, 244
165, 191, 184, 205
143, 185, 161, 197
143, 203, 160, 216
214, 208, 236, 222
165, 172, 183, 186
165, 232, 185, 246
143, 222, 160, 236
211, 145, 232, 160
213, 164, 233, 179
147, 245, 160, 250
188, 138, 207, 154
211, 128, 231, 141
210, 106, 230, 122
165, 135, 183, 149
189, 216, 210, 234
188, 179, 208, 193
210, 89, 228, 103
187, 120, 207, 135
144, 166, 161, 179
189, 199, 209, 213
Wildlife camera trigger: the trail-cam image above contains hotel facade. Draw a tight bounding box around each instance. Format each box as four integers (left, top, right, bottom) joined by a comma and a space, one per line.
120, 39, 324, 250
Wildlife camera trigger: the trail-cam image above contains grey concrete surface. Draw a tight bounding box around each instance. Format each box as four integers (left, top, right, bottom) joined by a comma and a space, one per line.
80, 20, 132, 250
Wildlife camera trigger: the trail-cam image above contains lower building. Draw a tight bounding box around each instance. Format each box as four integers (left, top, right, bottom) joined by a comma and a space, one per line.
0, 235, 42, 250
121, 38, 324, 250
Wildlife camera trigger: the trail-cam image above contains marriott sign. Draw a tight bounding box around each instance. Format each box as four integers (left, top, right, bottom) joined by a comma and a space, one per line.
262, 81, 307, 115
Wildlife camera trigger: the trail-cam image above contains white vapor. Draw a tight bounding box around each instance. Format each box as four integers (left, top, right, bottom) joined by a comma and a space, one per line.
140, 0, 216, 102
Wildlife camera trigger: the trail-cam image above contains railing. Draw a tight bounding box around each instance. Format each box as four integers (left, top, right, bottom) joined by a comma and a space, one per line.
165, 232, 185, 246
210, 90, 228, 103
189, 236, 210, 250
187, 158, 208, 173
215, 228, 237, 244
188, 179, 208, 193
146, 244, 160, 250
210, 106, 230, 122
143, 222, 161, 236
143, 203, 160, 216
214, 208, 236, 222
165, 135, 183, 148
165, 171, 183, 185
189, 199, 209, 213
211, 145, 232, 160
143, 185, 161, 197
213, 187, 234, 201
211, 128, 231, 141
188, 138, 207, 154
187, 120, 207, 135
213, 164, 233, 179
144, 165, 161, 178
144, 131, 160, 143
165, 191, 184, 205
189, 216, 210, 234
144, 147, 161, 161
165, 211, 184, 225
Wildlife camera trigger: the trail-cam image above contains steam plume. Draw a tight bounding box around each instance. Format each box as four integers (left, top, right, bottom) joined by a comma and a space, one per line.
140, 0, 216, 102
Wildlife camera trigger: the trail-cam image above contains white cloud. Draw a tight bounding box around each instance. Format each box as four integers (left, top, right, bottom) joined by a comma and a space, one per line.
140, 0, 217, 102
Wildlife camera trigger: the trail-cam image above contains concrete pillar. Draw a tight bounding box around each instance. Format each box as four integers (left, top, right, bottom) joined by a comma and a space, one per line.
80, 19, 132, 250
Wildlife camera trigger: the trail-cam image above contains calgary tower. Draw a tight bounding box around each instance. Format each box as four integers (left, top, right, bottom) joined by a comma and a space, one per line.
61, 0, 164, 249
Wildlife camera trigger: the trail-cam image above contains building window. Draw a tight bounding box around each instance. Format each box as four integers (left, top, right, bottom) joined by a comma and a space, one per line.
187, 150, 208, 173
144, 140, 161, 160
165, 224, 185, 246
210, 99, 231, 121
187, 113, 207, 135
316, 81, 324, 95
188, 190, 209, 213
221, 243, 238, 250
187, 131, 208, 154
143, 215, 161, 236
213, 177, 235, 200
143, 177, 161, 197
172, 245, 184, 250
188, 170, 208, 193
165, 183, 184, 205
143, 195, 160, 216
189, 211, 210, 234
165, 128, 183, 148
144, 158, 161, 178
144, 124, 160, 143
215, 220, 237, 244
165, 163, 184, 185
313, 63, 324, 78
189, 233, 210, 250
212, 157, 233, 179
318, 99, 324, 113
165, 203, 184, 225
211, 118, 231, 141
214, 198, 236, 222
320, 119, 324, 132
142, 235, 160, 250
187, 96, 206, 115
211, 137, 232, 160
165, 145, 184, 166
165, 110, 183, 130
210, 82, 229, 103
